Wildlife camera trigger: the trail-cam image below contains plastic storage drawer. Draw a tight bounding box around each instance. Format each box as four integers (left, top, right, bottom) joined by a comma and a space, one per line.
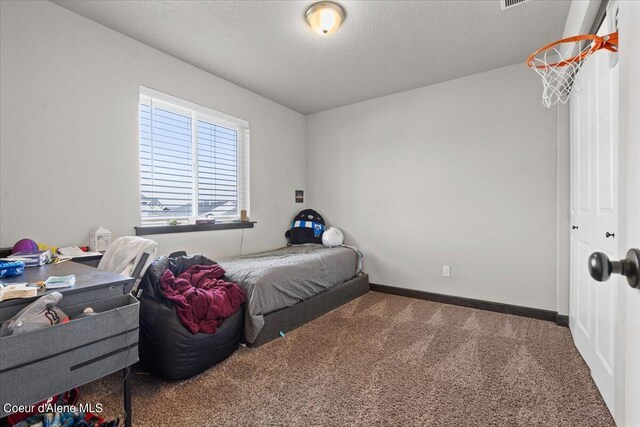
0, 294, 139, 417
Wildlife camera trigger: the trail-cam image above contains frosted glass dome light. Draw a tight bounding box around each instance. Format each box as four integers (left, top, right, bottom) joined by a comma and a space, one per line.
305, 2, 345, 35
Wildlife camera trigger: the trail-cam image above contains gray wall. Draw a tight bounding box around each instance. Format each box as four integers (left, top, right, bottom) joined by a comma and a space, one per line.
0, 1, 306, 257
306, 63, 564, 311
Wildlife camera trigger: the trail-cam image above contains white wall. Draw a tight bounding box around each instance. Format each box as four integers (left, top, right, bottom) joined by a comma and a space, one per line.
0, 0, 306, 257
306, 63, 562, 310
562, 0, 602, 39
0, 1, 569, 313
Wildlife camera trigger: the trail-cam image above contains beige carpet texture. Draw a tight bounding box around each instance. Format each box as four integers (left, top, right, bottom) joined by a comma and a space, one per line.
82, 292, 614, 426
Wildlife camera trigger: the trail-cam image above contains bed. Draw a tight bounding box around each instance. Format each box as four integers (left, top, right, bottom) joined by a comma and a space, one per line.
218, 244, 369, 346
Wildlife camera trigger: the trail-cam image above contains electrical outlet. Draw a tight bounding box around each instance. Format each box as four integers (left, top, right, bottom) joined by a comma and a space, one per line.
442, 265, 451, 277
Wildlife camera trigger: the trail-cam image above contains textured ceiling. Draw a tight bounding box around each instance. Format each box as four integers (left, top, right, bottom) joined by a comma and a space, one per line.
52, 0, 571, 114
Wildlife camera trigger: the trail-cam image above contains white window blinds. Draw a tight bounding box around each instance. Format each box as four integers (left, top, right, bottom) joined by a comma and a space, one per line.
139, 87, 249, 224
197, 120, 238, 217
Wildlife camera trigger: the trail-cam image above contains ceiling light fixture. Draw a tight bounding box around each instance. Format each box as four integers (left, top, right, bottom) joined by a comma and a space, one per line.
305, 2, 345, 35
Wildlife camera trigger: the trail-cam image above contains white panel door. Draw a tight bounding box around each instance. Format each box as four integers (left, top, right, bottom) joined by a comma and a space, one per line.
569, 16, 619, 415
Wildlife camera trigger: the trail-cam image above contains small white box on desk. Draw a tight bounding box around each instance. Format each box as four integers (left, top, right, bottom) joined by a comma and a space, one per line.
89, 226, 111, 252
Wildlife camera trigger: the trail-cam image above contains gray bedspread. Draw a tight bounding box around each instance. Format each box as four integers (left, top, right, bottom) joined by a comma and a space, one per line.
218, 244, 360, 343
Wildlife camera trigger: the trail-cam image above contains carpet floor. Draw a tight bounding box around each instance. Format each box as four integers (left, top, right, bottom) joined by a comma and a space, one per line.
82, 292, 614, 426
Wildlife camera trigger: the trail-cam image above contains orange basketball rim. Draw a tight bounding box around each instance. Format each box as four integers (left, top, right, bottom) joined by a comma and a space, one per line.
526, 31, 619, 108
527, 32, 619, 69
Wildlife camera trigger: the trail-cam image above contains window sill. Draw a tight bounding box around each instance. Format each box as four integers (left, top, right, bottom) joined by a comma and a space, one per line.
135, 221, 255, 236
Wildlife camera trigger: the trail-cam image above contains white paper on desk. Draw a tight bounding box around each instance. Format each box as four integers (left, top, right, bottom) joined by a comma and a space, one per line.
58, 246, 102, 258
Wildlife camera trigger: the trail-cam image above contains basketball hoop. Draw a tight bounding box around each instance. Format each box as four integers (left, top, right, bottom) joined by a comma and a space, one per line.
527, 32, 618, 108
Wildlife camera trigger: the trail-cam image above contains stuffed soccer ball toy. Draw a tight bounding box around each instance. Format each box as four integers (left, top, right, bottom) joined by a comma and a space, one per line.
322, 227, 344, 247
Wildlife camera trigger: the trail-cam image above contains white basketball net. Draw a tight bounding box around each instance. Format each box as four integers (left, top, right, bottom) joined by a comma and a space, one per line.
529, 43, 594, 108
528, 33, 617, 108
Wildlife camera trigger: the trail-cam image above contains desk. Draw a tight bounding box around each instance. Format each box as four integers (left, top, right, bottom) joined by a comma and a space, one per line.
69, 253, 103, 268
0, 262, 137, 427
0, 262, 130, 318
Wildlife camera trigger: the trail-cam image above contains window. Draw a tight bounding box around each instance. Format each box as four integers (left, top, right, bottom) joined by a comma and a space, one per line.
139, 87, 249, 225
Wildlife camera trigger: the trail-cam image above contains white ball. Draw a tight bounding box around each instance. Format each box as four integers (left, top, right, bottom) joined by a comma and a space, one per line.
322, 227, 344, 247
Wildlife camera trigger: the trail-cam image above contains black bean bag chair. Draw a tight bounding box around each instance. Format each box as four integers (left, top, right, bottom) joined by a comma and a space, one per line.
137, 253, 244, 380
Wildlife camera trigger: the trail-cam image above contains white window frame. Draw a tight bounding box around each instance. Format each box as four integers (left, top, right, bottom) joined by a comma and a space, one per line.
139, 86, 250, 225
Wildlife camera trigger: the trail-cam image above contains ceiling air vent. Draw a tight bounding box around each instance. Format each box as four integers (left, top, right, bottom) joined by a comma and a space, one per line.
501, 0, 530, 10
